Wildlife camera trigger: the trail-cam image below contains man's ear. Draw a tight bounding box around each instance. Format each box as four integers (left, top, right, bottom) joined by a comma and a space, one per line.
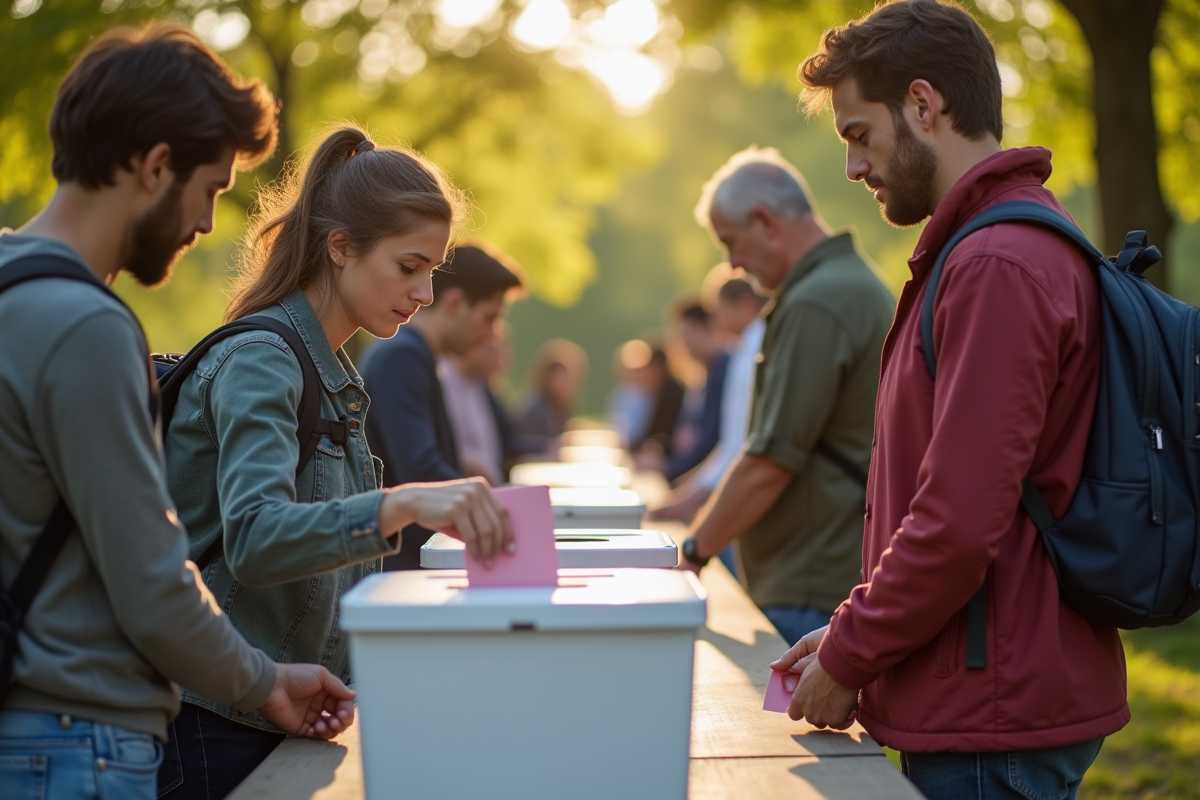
750, 205, 779, 239
134, 142, 175, 199
907, 79, 942, 133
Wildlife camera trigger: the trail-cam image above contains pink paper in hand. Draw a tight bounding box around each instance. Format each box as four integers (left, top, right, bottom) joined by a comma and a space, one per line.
464, 485, 559, 588
763, 669, 799, 713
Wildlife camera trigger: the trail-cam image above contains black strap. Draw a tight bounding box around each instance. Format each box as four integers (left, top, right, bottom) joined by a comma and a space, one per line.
160, 316, 348, 571
815, 441, 868, 488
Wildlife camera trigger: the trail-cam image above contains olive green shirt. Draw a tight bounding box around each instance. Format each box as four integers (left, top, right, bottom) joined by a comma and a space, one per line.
737, 232, 895, 611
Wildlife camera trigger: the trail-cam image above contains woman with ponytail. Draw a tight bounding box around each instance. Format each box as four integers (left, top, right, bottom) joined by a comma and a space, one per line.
157, 127, 513, 799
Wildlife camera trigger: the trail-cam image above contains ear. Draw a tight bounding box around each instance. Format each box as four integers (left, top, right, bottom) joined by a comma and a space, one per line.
327, 229, 350, 269
907, 79, 943, 133
134, 142, 174, 198
440, 286, 467, 317
749, 205, 780, 238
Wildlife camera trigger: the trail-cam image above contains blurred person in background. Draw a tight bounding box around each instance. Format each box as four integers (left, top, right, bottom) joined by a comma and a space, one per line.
678, 146, 894, 646
637, 299, 728, 482
361, 242, 525, 570
652, 274, 767, 530
626, 339, 686, 460
607, 339, 655, 448
514, 338, 589, 456
443, 322, 538, 483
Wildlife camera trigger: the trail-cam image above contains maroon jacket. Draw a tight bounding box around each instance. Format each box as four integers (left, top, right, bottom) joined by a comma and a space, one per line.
816, 148, 1129, 752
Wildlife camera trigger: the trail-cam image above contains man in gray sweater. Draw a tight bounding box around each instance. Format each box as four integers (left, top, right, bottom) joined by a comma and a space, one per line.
0, 23, 354, 799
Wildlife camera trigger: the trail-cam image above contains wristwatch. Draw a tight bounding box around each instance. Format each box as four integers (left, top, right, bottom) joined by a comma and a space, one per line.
681, 537, 710, 568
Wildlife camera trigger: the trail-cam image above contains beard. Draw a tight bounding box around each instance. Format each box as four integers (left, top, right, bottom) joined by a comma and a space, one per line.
123, 179, 194, 288
870, 114, 939, 228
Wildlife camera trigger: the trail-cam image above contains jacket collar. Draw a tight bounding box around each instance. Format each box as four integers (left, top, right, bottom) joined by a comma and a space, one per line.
907, 147, 1054, 280
276, 288, 361, 393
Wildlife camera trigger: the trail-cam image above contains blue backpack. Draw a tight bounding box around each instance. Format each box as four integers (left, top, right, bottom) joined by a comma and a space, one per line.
921, 201, 1200, 670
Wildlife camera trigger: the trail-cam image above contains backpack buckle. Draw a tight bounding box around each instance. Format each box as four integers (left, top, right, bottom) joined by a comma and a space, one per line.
314, 416, 351, 446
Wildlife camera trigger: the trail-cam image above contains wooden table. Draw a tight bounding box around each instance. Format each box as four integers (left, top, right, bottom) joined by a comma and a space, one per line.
229, 554, 920, 799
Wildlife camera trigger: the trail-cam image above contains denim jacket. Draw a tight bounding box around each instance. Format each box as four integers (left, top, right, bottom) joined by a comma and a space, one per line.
164, 289, 397, 732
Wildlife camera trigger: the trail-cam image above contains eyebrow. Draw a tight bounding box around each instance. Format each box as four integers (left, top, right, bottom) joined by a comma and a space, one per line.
837, 119, 867, 141
401, 250, 435, 264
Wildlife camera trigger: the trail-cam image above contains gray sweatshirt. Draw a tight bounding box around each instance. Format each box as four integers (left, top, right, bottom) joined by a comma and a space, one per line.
0, 233, 275, 740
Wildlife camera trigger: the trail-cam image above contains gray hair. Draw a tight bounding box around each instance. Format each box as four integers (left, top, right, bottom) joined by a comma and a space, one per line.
694, 146, 814, 228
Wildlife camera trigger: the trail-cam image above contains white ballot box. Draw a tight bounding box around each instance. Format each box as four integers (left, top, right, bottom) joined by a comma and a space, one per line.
341, 569, 707, 800
550, 486, 646, 529
509, 461, 633, 488
420, 529, 677, 569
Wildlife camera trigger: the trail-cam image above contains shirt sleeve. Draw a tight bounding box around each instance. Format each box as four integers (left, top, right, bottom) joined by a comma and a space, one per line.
745, 303, 855, 474
362, 342, 461, 486
37, 311, 275, 712
819, 255, 1067, 688
204, 338, 395, 588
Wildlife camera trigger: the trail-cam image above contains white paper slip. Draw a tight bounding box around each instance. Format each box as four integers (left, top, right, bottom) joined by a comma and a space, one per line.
420, 529, 678, 569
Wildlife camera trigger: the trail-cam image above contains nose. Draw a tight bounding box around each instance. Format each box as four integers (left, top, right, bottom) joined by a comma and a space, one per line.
847, 151, 869, 183
196, 204, 215, 236
414, 272, 434, 307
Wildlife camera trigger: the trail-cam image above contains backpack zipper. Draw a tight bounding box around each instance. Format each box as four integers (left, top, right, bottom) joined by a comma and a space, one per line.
1148, 424, 1164, 525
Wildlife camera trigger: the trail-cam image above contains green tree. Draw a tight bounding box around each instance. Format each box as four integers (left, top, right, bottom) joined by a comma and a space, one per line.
671, 0, 1200, 292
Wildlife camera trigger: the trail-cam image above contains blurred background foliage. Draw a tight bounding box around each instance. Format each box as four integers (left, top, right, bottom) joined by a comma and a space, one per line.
3, 0, 1200, 416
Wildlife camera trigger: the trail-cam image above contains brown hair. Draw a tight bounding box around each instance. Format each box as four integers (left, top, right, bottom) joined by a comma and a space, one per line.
51, 22, 277, 188
226, 126, 468, 321
798, 0, 1003, 142
431, 241, 526, 307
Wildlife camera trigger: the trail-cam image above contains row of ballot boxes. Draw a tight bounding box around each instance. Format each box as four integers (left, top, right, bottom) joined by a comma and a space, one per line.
340, 443, 708, 798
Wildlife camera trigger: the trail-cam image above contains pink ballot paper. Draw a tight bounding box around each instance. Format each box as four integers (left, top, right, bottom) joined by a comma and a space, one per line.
763, 669, 799, 713
464, 485, 559, 588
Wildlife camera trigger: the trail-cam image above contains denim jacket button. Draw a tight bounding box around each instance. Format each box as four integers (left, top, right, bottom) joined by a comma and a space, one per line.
350, 419, 360, 431
348, 402, 362, 412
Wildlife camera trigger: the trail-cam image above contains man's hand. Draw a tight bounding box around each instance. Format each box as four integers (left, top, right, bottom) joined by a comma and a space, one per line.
258, 663, 356, 739
769, 624, 858, 729
648, 487, 711, 523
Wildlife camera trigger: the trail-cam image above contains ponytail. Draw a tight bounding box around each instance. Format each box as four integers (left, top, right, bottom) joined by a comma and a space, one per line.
226, 125, 467, 322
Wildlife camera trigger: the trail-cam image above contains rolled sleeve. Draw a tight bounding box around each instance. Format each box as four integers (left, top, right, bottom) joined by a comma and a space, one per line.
745, 304, 853, 474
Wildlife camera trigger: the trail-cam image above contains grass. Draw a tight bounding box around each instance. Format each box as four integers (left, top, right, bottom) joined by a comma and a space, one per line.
876, 616, 1200, 799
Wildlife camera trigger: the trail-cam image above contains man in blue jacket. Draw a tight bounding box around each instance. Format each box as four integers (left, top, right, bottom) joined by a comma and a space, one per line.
361, 242, 525, 569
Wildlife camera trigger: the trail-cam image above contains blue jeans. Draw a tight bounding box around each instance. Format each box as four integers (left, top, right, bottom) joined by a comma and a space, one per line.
0, 709, 162, 800
760, 605, 832, 646
901, 738, 1105, 800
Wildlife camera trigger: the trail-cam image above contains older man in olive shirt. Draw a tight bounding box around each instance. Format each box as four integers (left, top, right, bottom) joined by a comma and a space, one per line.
679, 147, 895, 645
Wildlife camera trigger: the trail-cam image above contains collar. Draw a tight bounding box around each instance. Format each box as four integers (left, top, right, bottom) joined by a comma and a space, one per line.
764, 231, 857, 317
908, 146, 1054, 280
275, 288, 360, 393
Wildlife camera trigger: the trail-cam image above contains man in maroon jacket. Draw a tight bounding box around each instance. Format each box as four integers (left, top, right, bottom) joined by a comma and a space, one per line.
770, 2, 1128, 798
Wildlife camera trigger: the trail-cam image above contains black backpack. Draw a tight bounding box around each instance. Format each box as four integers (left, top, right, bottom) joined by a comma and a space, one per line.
921, 201, 1200, 670
0, 254, 347, 700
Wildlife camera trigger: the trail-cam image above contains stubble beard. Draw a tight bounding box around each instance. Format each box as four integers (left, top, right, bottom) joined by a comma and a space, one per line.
875, 114, 939, 228
123, 179, 194, 288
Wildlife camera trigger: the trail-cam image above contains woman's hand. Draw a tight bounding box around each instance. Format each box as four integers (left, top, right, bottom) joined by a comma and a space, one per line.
382, 478, 514, 566
258, 663, 355, 739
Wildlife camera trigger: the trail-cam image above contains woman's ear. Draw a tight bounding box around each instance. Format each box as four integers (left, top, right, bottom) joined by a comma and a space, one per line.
327, 230, 349, 268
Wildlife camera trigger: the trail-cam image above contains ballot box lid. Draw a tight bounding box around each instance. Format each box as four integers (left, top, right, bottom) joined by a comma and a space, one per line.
340, 568, 706, 633
509, 462, 633, 489
549, 487, 646, 516
419, 530, 676, 569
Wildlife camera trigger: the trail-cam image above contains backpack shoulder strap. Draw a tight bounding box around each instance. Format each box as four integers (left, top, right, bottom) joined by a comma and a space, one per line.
0, 254, 111, 298
919, 201, 1106, 379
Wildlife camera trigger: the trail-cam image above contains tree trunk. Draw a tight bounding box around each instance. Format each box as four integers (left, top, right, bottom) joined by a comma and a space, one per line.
1059, 0, 1172, 290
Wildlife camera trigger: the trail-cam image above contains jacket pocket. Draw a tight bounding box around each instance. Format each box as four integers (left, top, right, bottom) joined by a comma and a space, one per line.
311, 439, 347, 501
935, 608, 965, 678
